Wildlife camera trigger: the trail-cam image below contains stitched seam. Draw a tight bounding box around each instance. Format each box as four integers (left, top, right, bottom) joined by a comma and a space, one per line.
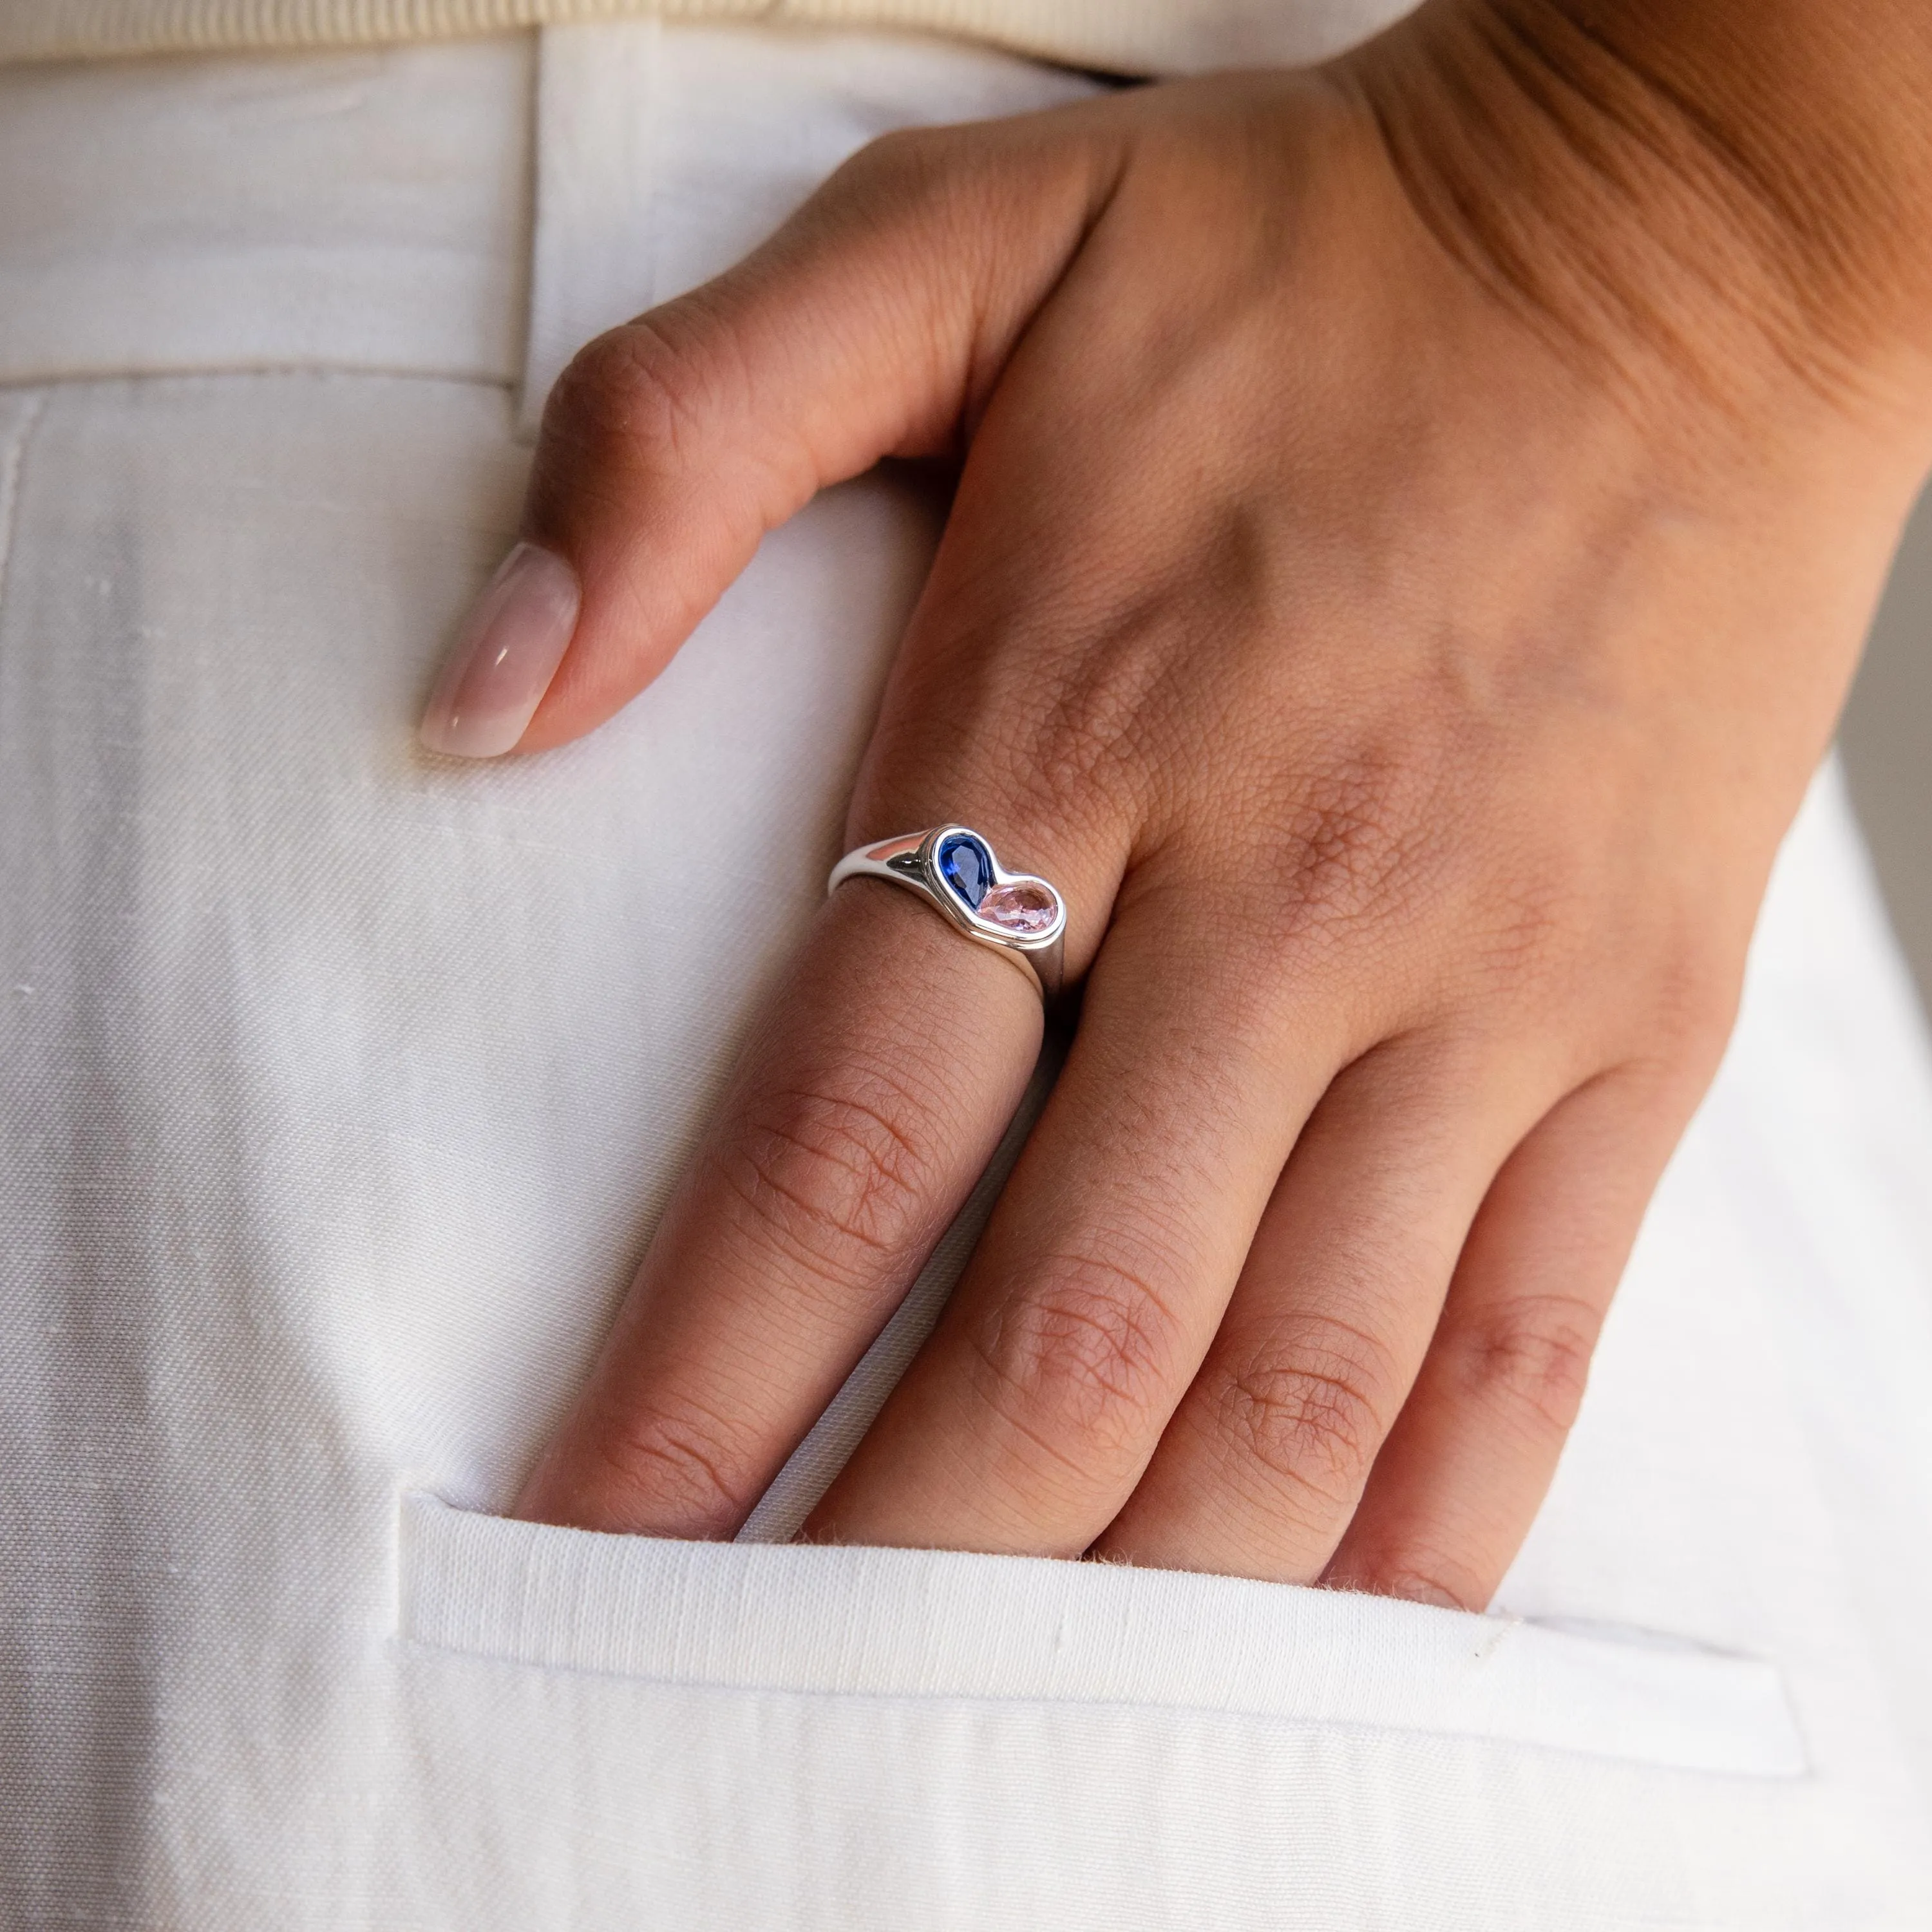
0, 366, 515, 397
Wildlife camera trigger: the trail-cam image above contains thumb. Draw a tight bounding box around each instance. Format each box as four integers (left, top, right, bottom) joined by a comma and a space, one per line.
418, 111, 1120, 758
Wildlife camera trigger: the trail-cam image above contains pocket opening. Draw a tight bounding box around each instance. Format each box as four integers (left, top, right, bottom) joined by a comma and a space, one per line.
397, 1493, 1804, 1777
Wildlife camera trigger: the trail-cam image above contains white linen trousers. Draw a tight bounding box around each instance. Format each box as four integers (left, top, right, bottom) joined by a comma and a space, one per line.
3, 25, 1932, 1930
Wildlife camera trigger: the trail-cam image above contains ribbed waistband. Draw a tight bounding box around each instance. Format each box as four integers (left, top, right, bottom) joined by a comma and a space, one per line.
0, 0, 1406, 81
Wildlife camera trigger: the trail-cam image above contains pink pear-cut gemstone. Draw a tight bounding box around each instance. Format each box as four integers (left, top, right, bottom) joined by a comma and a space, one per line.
978, 878, 1057, 935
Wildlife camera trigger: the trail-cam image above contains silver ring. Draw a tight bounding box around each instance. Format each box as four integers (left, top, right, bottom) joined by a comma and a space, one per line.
827, 826, 1067, 999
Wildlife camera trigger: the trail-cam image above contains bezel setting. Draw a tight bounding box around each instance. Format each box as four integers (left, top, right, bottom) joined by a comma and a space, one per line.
830, 823, 1068, 998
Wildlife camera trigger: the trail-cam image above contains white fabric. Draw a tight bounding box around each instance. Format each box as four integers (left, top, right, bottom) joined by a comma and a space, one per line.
522, 21, 1099, 433
2, 27, 1931, 1930
401, 1494, 1804, 1774
0, 39, 533, 389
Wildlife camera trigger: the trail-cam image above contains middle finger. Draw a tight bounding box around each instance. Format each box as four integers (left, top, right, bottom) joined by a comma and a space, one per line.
801, 889, 1349, 1555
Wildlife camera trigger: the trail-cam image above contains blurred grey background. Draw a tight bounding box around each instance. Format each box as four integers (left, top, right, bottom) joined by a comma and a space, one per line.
1844, 486, 1932, 1016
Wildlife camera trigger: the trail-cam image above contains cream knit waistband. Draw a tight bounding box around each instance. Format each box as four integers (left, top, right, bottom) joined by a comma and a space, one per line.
0, 0, 1406, 79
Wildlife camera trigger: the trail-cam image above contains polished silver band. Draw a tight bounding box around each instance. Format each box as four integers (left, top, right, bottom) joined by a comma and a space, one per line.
827, 825, 1067, 1000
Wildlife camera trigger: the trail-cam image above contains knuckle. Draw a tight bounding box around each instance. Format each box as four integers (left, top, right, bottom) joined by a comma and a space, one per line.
970, 1250, 1184, 1463
589, 1403, 755, 1538
1470, 866, 1586, 995
1450, 1292, 1602, 1437
842, 122, 947, 189
1024, 616, 1173, 815
540, 316, 721, 475
711, 1068, 940, 1289
831, 121, 991, 221
1247, 756, 1434, 952
1649, 949, 1745, 1067
1215, 1321, 1398, 1511
879, 609, 1164, 840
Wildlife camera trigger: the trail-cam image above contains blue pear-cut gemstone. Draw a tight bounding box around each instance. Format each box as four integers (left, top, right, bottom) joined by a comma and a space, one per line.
937, 832, 994, 909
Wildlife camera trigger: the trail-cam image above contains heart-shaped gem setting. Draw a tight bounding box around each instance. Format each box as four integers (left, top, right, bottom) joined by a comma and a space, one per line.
935, 831, 1059, 938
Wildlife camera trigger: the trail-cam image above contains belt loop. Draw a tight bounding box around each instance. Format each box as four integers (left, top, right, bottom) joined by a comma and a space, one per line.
522, 17, 668, 440
518, 21, 1101, 441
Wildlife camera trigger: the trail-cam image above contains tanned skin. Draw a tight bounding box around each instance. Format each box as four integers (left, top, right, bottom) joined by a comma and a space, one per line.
465, 1, 1932, 1605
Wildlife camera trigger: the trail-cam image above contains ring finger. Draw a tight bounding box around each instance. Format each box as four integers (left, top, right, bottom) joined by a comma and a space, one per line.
511, 821, 1111, 1538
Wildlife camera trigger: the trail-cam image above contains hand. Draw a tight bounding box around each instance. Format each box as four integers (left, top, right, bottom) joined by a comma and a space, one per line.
444, 1, 1932, 1605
